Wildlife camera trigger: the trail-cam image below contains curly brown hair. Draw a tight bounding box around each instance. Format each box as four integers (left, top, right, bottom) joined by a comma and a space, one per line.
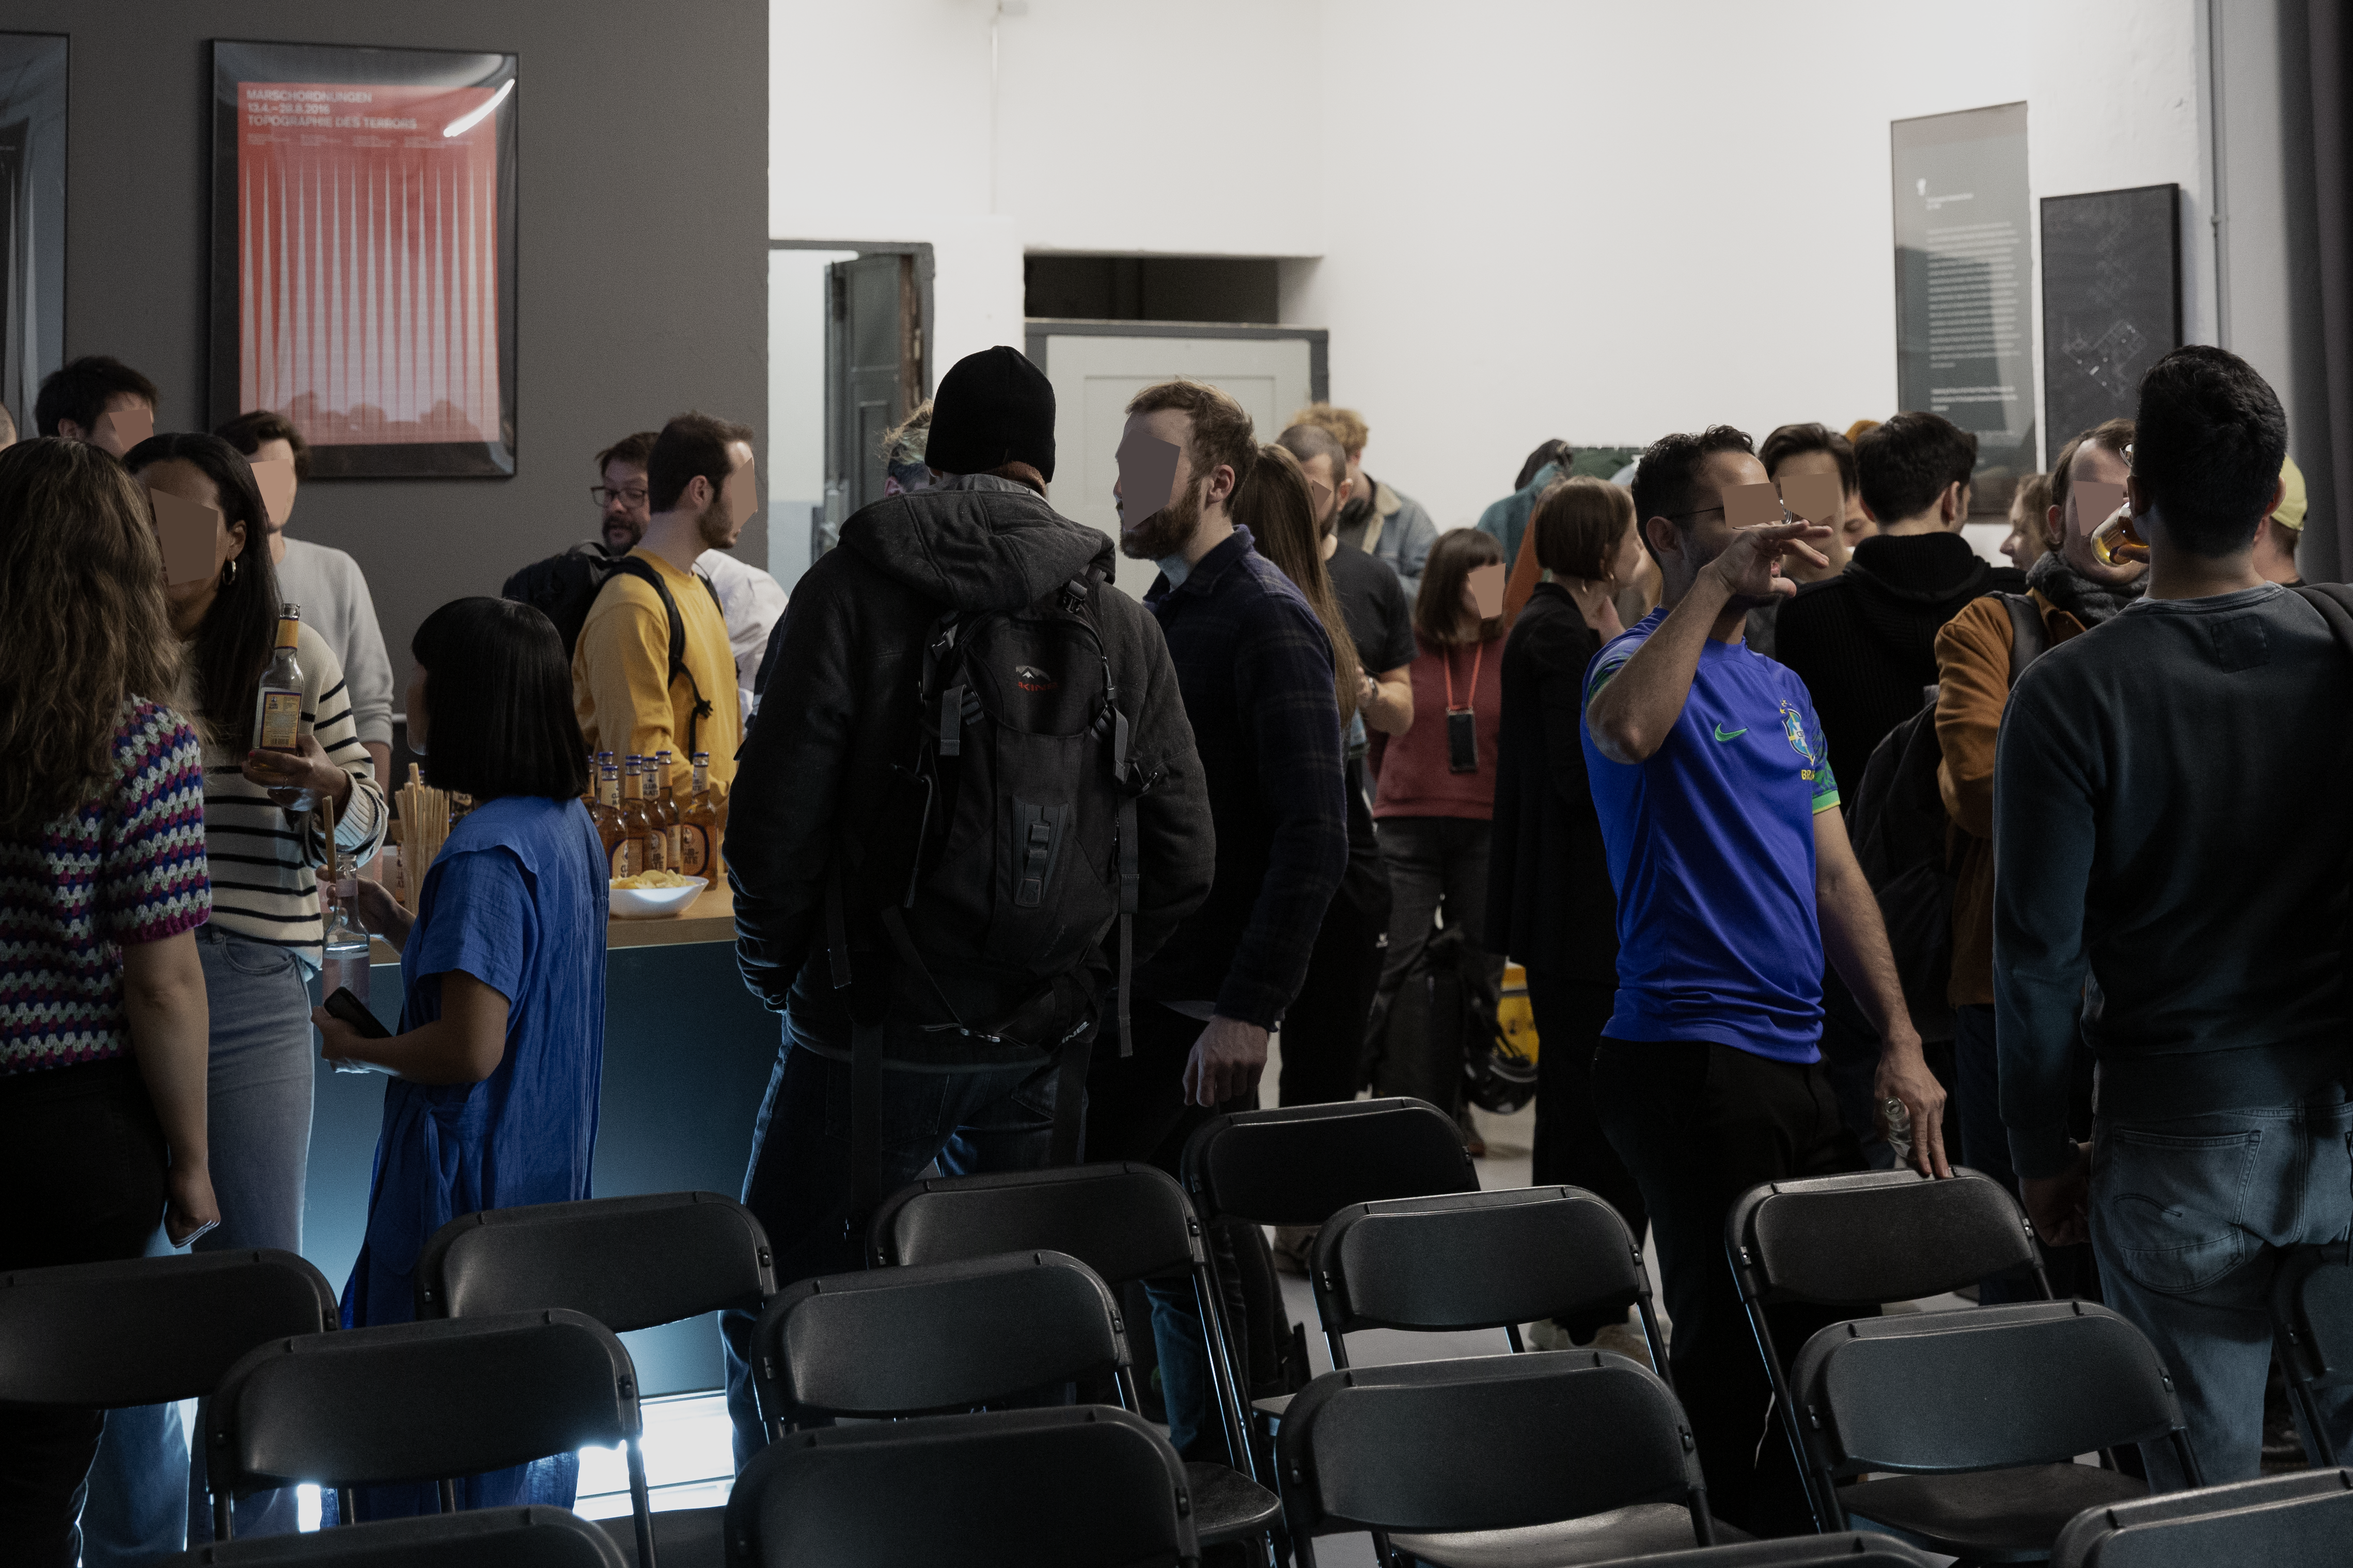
1126, 380, 1258, 504
0, 440, 183, 834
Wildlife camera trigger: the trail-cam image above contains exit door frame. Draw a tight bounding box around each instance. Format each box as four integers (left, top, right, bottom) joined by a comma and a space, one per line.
1024, 318, 1329, 404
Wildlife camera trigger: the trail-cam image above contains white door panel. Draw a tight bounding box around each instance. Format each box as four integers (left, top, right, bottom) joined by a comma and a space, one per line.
1040, 332, 1315, 598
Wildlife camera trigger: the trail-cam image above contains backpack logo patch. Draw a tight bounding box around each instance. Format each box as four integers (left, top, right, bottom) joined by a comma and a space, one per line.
1014, 664, 1058, 693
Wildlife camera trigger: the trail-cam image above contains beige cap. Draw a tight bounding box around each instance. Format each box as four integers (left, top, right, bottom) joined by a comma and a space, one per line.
2272, 454, 2307, 531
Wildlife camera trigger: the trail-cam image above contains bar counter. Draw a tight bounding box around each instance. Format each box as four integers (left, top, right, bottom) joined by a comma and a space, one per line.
310, 881, 783, 1395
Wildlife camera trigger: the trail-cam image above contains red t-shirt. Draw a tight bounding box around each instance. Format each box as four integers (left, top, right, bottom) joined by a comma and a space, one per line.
1369, 634, 1505, 820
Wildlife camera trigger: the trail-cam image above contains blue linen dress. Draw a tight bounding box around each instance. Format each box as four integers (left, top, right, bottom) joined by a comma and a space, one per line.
339, 793, 608, 1516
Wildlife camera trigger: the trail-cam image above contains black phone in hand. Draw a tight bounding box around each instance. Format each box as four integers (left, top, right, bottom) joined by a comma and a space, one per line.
322, 987, 391, 1040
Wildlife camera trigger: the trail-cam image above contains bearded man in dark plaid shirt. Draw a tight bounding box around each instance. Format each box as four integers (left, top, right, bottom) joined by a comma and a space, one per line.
1085, 377, 1348, 1456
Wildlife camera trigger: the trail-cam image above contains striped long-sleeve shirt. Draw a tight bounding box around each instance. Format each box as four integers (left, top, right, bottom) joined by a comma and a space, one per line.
181, 620, 388, 969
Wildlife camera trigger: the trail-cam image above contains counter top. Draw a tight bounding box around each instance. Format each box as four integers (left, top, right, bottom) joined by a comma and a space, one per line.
367, 882, 736, 964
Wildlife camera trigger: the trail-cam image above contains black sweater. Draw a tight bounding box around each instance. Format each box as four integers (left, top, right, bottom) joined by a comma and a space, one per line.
1772, 532, 2020, 792
1993, 585, 2353, 1178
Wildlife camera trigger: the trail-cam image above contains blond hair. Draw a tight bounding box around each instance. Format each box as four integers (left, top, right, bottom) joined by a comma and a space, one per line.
1287, 402, 1368, 456
0, 440, 183, 834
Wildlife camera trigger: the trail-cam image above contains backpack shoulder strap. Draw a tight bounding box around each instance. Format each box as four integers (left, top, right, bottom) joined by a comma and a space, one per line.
2293, 584, 2353, 663
609, 555, 716, 754
1999, 592, 2049, 691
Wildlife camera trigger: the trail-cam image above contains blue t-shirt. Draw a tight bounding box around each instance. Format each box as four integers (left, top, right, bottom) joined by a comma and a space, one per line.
347, 794, 609, 1325
1580, 610, 1840, 1062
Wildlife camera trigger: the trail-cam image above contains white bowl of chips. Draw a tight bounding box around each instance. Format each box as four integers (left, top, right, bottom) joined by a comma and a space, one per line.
608, 871, 707, 919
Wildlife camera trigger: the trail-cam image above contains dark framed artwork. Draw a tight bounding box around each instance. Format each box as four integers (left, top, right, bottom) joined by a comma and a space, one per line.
2041, 184, 2182, 457
0, 33, 68, 440
1890, 101, 2035, 514
210, 40, 517, 478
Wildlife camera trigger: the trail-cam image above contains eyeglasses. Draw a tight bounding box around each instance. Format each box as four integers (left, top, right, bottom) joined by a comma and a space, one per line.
591, 485, 649, 508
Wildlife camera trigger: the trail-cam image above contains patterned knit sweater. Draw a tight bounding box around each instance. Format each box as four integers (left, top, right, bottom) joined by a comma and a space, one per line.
1, 700, 211, 1074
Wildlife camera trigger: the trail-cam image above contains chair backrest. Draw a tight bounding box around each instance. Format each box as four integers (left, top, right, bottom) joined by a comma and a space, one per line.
1276, 1350, 1706, 1540
416, 1191, 774, 1331
206, 1309, 641, 1498
1791, 1300, 2187, 1478
1312, 1186, 1648, 1338
2271, 1246, 2353, 1390
724, 1405, 1196, 1568
869, 1162, 1200, 1285
2051, 1468, 2353, 1566
1597, 1534, 1940, 1566
750, 1250, 1126, 1430
1731, 1167, 2040, 1307
0, 1249, 336, 1407
1180, 1097, 1477, 1227
185, 1504, 629, 1566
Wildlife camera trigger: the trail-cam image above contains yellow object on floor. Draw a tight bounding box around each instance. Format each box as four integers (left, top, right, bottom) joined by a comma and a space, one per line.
1497, 962, 1540, 1065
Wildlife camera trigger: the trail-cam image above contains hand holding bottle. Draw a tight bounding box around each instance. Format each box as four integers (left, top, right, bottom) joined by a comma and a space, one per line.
243, 729, 353, 812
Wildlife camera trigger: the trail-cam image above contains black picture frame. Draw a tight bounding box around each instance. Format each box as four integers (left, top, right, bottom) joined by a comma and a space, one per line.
0, 33, 68, 441
209, 39, 517, 479
2040, 184, 2182, 458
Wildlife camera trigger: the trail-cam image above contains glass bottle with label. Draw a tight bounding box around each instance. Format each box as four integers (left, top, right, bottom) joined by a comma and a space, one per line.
252, 605, 306, 753
654, 748, 683, 870
623, 755, 667, 874
680, 752, 718, 878
596, 759, 626, 874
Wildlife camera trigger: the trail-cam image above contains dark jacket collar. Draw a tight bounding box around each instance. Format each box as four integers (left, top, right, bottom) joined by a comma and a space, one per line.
1147, 525, 1258, 606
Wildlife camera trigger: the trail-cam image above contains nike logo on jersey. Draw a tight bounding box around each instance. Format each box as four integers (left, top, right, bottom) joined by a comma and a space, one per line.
1713, 724, 1747, 742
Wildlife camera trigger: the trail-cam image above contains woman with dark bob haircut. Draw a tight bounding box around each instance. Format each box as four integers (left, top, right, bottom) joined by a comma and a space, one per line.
313, 597, 605, 1517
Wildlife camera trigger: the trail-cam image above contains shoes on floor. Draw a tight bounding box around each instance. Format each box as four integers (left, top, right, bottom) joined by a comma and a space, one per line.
1526, 1311, 1665, 1367
1271, 1225, 1317, 1276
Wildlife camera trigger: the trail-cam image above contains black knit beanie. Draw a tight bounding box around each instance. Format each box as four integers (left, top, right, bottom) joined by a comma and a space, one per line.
924, 346, 1056, 482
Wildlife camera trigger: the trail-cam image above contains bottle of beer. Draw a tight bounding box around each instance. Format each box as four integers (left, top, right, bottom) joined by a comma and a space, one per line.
2090, 507, 2150, 568
596, 759, 627, 875
624, 755, 667, 874
680, 752, 718, 878
252, 605, 306, 752
654, 748, 683, 870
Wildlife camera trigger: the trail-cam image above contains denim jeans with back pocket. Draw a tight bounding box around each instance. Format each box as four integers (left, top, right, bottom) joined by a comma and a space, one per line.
2089, 1081, 2353, 1486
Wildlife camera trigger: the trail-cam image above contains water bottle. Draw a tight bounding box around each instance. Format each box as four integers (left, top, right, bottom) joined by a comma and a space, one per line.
321, 860, 371, 1005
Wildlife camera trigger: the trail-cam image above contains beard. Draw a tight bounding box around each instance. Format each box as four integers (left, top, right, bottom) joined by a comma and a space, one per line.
1118, 482, 1201, 562
603, 516, 646, 553
696, 493, 740, 551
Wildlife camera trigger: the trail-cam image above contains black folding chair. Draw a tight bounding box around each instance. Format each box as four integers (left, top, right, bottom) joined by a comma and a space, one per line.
1579, 1535, 1939, 1566
748, 1249, 1127, 1432
417, 1192, 775, 1567
1278, 1350, 1728, 1568
1310, 1185, 1669, 1375
180, 1504, 629, 1566
0, 1249, 337, 1409
721, 1405, 1197, 1567
869, 1162, 1281, 1546
2049, 1468, 2353, 1566
2269, 1243, 2353, 1465
1789, 1300, 2203, 1563
1728, 1166, 2050, 1529
204, 1309, 658, 1568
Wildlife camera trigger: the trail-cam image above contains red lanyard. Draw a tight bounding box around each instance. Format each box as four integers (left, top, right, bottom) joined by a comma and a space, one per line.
1444, 640, 1484, 713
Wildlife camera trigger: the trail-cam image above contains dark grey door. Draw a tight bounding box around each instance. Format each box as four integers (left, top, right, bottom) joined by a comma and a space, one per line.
822, 253, 923, 549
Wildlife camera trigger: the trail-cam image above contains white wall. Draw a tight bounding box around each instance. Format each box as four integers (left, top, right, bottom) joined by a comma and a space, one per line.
772, 0, 2241, 536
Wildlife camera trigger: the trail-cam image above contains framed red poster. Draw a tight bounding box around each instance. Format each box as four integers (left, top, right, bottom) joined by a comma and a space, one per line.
211, 41, 517, 478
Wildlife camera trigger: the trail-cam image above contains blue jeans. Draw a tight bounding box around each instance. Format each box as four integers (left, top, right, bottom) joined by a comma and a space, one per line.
2089, 1083, 2353, 1487
84, 927, 315, 1558
719, 1034, 1063, 1467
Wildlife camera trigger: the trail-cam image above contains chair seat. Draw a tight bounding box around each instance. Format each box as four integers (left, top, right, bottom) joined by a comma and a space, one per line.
1390, 1503, 1750, 1568
1843, 1463, 2148, 1562
1187, 1460, 1282, 1542
597, 1503, 725, 1568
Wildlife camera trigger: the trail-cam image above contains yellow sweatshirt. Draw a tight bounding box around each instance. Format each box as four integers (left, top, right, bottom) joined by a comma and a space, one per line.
572, 547, 742, 801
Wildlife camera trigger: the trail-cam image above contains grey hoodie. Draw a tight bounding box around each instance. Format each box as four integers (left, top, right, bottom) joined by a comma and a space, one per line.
729, 476, 1214, 1054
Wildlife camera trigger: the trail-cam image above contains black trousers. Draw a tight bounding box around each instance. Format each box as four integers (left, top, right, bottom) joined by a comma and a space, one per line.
0, 1060, 169, 1568
1279, 886, 1384, 1107
1593, 1039, 1867, 1536
1523, 971, 1647, 1242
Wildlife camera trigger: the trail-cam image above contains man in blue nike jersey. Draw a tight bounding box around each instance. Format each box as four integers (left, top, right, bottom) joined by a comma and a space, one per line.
1583, 425, 1947, 1533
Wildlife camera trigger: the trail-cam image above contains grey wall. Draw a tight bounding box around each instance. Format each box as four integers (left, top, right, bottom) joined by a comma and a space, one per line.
15, 0, 767, 694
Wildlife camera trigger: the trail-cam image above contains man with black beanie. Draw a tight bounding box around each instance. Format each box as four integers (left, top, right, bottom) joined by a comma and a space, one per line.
720, 345, 1214, 1466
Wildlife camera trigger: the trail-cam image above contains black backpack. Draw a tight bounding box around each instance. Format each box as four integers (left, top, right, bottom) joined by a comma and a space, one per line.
824, 567, 1159, 1212
1847, 593, 2047, 1044
501, 545, 727, 754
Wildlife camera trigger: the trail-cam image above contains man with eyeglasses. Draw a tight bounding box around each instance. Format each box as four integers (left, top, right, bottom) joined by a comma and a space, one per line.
592, 430, 788, 724
1580, 424, 1946, 1534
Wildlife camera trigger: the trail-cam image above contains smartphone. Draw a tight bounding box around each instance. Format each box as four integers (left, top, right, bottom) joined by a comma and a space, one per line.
1447, 709, 1480, 774
323, 986, 391, 1040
